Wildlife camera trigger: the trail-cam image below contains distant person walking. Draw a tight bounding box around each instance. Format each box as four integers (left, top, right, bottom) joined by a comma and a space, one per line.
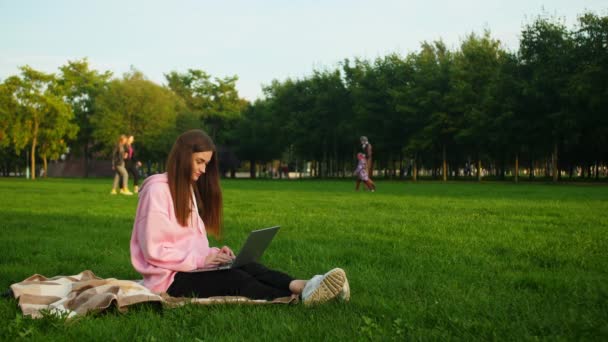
111, 135, 133, 195
359, 136, 376, 190
125, 135, 142, 193
354, 153, 375, 192
360, 136, 373, 174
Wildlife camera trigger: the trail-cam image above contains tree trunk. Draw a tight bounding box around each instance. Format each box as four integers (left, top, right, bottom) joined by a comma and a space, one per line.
30, 129, 38, 180
514, 153, 519, 183
43, 154, 48, 178
317, 160, 322, 178
249, 160, 256, 179
322, 147, 328, 178
477, 159, 482, 182
398, 152, 403, 179
529, 158, 534, 180
413, 155, 418, 182
395, 159, 399, 178
442, 145, 447, 182
83, 142, 89, 178
552, 143, 558, 182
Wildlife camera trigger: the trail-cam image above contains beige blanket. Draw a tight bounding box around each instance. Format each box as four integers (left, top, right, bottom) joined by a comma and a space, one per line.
10, 270, 296, 319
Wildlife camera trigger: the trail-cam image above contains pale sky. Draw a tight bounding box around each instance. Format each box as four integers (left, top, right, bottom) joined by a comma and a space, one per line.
1, 0, 606, 101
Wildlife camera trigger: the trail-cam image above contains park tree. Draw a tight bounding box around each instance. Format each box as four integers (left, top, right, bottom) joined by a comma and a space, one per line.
569, 13, 608, 179
390, 53, 421, 180
344, 58, 386, 176
344, 55, 411, 178
92, 69, 180, 164
233, 100, 283, 178
404, 41, 456, 181
450, 31, 503, 180
299, 70, 352, 177
255, 71, 353, 178
0, 81, 20, 176
375, 55, 415, 178
174, 104, 200, 133
259, 78, 316, 174
165, 69, 213, 111
520, 15, 575, 181
208, 76, 247, 144
487, 51, 527, 181
165, 69, 245, 144
4, 66, 76, 179
58, 58, 112, 177
0, 81, 16, 148
38, 119, 78, 178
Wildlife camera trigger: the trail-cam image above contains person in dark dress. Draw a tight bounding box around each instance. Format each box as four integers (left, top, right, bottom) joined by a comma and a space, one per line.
359, 136, 376, 191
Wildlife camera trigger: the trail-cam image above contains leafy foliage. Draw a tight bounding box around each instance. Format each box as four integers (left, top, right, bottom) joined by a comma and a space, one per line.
91, 69, 180, 161
1, 11, 607, 180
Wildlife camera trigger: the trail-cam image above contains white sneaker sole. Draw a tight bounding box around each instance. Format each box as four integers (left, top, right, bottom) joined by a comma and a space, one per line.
340, 277, 350, 302
304, 268, 346, 306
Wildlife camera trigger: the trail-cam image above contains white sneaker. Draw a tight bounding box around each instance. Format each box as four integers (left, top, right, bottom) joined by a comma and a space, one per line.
301, 268, 346, 306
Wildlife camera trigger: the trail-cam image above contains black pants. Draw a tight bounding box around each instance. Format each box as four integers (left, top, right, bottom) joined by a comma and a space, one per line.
167, 262, 294, 300
125, 161, 139, 186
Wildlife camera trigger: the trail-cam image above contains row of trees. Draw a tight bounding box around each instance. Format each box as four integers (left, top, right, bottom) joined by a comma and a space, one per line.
0, 61, 246, 178
1, 12, 606, 181
241, 12, 608, 181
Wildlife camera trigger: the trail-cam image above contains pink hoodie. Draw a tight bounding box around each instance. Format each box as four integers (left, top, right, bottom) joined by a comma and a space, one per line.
130, 173, 219, 293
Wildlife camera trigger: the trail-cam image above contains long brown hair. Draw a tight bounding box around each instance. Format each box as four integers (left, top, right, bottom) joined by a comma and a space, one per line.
166, 129, 223, 238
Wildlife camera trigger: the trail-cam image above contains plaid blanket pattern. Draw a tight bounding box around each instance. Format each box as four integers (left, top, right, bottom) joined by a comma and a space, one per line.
10, 270, 296, 319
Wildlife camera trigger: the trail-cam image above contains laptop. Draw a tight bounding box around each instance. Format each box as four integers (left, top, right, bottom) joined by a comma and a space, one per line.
189, 226, 280, 272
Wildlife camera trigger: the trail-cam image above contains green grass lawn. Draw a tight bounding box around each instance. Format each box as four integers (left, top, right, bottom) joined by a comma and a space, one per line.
0, 178, 607, 340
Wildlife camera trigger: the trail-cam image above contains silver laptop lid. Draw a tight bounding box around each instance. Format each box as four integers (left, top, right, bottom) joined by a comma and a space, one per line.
232, 226, 280, 267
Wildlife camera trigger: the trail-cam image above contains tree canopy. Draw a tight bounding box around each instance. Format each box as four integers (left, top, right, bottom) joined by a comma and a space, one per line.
1, 11, 606, 181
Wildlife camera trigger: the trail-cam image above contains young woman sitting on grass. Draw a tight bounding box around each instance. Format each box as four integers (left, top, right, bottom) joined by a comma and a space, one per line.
130, 129, 349, 305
